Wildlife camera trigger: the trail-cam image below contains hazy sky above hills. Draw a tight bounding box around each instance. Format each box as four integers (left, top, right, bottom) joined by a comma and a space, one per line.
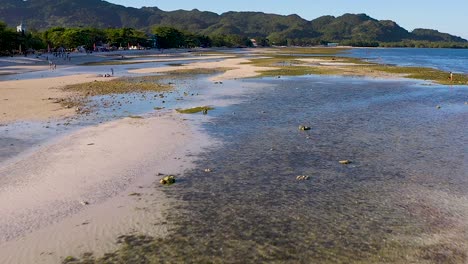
107, 0, 468, 39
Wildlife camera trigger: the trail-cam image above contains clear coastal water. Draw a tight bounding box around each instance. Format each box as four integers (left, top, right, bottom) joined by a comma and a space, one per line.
95, 76, 468, 263
2, 49, 468, 262
345, 48, 468, 74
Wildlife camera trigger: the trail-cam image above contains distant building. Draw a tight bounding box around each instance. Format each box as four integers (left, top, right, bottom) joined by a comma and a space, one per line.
17, 22, 26, 33
327, 42, 339, 47
250, 39, 258, 47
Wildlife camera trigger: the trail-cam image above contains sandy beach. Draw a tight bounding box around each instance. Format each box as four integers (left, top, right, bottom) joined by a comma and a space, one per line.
0, 51, 226, 263
0, 74, 117, 123
0, 51, 272, 124
0, 49, 267, 263
129, 57, 276, 81
0, 112, 212, 263
1, 48, 464, 263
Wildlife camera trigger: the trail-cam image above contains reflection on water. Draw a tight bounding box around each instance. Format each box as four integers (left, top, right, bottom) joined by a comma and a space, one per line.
140, 76, 467, 263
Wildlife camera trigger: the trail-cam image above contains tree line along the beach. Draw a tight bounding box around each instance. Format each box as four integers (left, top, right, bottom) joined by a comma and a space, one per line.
2, 0, 468, 53
1, 19, 468, 55
0, 22, 254, 55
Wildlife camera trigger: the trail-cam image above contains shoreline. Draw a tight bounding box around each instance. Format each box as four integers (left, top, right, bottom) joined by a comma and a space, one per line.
0, 54, 259, 262
0, 48, 466, 263
0, 112, 213, 263
1, 48, 466, 124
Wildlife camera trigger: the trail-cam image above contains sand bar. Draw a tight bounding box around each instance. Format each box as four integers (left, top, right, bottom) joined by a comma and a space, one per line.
0, 74, 118, 123
0, 112, 210, 263
129, 57, 277, 81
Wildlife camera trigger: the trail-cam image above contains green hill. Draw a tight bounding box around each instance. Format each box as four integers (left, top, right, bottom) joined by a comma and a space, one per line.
0, 0, 466, 45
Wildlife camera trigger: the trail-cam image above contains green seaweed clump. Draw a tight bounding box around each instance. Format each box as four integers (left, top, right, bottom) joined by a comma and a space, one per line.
371, 65, 468, 85
64, 77, 173, 96
176, 106, 214, 114
160, 175, 176, 185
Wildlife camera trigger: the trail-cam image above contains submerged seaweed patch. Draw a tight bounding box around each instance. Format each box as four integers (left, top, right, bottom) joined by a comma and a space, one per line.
68, 73, 468, 264
164, 67, 230, 76
243, 50, 467, 85
176, 106, 214, 114
370, 65, 468, 85
63, 77, 173, 96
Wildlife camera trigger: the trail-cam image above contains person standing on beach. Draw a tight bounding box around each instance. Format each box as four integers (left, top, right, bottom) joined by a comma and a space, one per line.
111, 68, 114, 76
449, 72, 453, 82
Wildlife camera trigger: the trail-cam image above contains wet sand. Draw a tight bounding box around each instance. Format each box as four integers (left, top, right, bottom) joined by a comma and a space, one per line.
129, 57, 276, 82
0, 51, 270, 124
1, 48, 466, 263
0, 113, 211, 263
0, 74, 116, 123
0, 50, 257, 262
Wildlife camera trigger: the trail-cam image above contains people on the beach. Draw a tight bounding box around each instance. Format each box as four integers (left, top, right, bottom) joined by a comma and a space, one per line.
111, 68, 114, 76
449, 72, 453, 82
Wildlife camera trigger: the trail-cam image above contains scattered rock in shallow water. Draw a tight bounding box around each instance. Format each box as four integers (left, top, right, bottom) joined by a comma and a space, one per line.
339, 160, 351, 165
204, 168, 212, 173
296, 175, 310, 181
80, 201, 89, 205
298, 125, 311, 131
436, 105, 442, 109
63, 256, 77, 263
160, 175, 176, 185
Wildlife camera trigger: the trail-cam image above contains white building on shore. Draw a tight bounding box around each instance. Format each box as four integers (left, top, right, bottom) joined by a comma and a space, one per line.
17, 22, 26, 33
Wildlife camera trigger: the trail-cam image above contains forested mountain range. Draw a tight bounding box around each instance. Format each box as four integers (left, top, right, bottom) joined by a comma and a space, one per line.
1, 0, 466, 45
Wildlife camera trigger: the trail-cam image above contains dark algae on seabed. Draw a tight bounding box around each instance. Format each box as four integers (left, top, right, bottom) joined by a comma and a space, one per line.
71, 76, 468, 264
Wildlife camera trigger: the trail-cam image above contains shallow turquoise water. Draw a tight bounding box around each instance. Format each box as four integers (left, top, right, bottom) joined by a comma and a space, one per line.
110, 76, 468, 263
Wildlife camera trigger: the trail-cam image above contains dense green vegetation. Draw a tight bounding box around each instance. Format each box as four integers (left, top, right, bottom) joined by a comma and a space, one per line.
0, 21, 44, 55
0, 22, 254, 55
0, 0, 466, 51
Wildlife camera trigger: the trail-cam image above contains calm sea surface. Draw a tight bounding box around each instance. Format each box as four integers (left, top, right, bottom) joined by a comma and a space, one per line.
345, 48, 468, 74
129, 75, 468, 263
2, 48, 467, 262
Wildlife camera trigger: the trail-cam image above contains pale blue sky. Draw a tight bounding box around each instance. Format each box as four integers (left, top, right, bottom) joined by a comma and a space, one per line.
107, 0, 468, 39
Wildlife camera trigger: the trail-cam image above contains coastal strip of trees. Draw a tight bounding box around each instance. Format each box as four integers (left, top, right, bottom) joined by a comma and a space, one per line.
0, 21, 253, 55
1, 21, 467, 55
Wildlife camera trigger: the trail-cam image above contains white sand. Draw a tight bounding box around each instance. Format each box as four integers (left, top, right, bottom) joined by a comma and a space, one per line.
0, 52, 274, 124
0, 113, 210, 263
0, 74, 118, 124
129, 57, 277, 82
